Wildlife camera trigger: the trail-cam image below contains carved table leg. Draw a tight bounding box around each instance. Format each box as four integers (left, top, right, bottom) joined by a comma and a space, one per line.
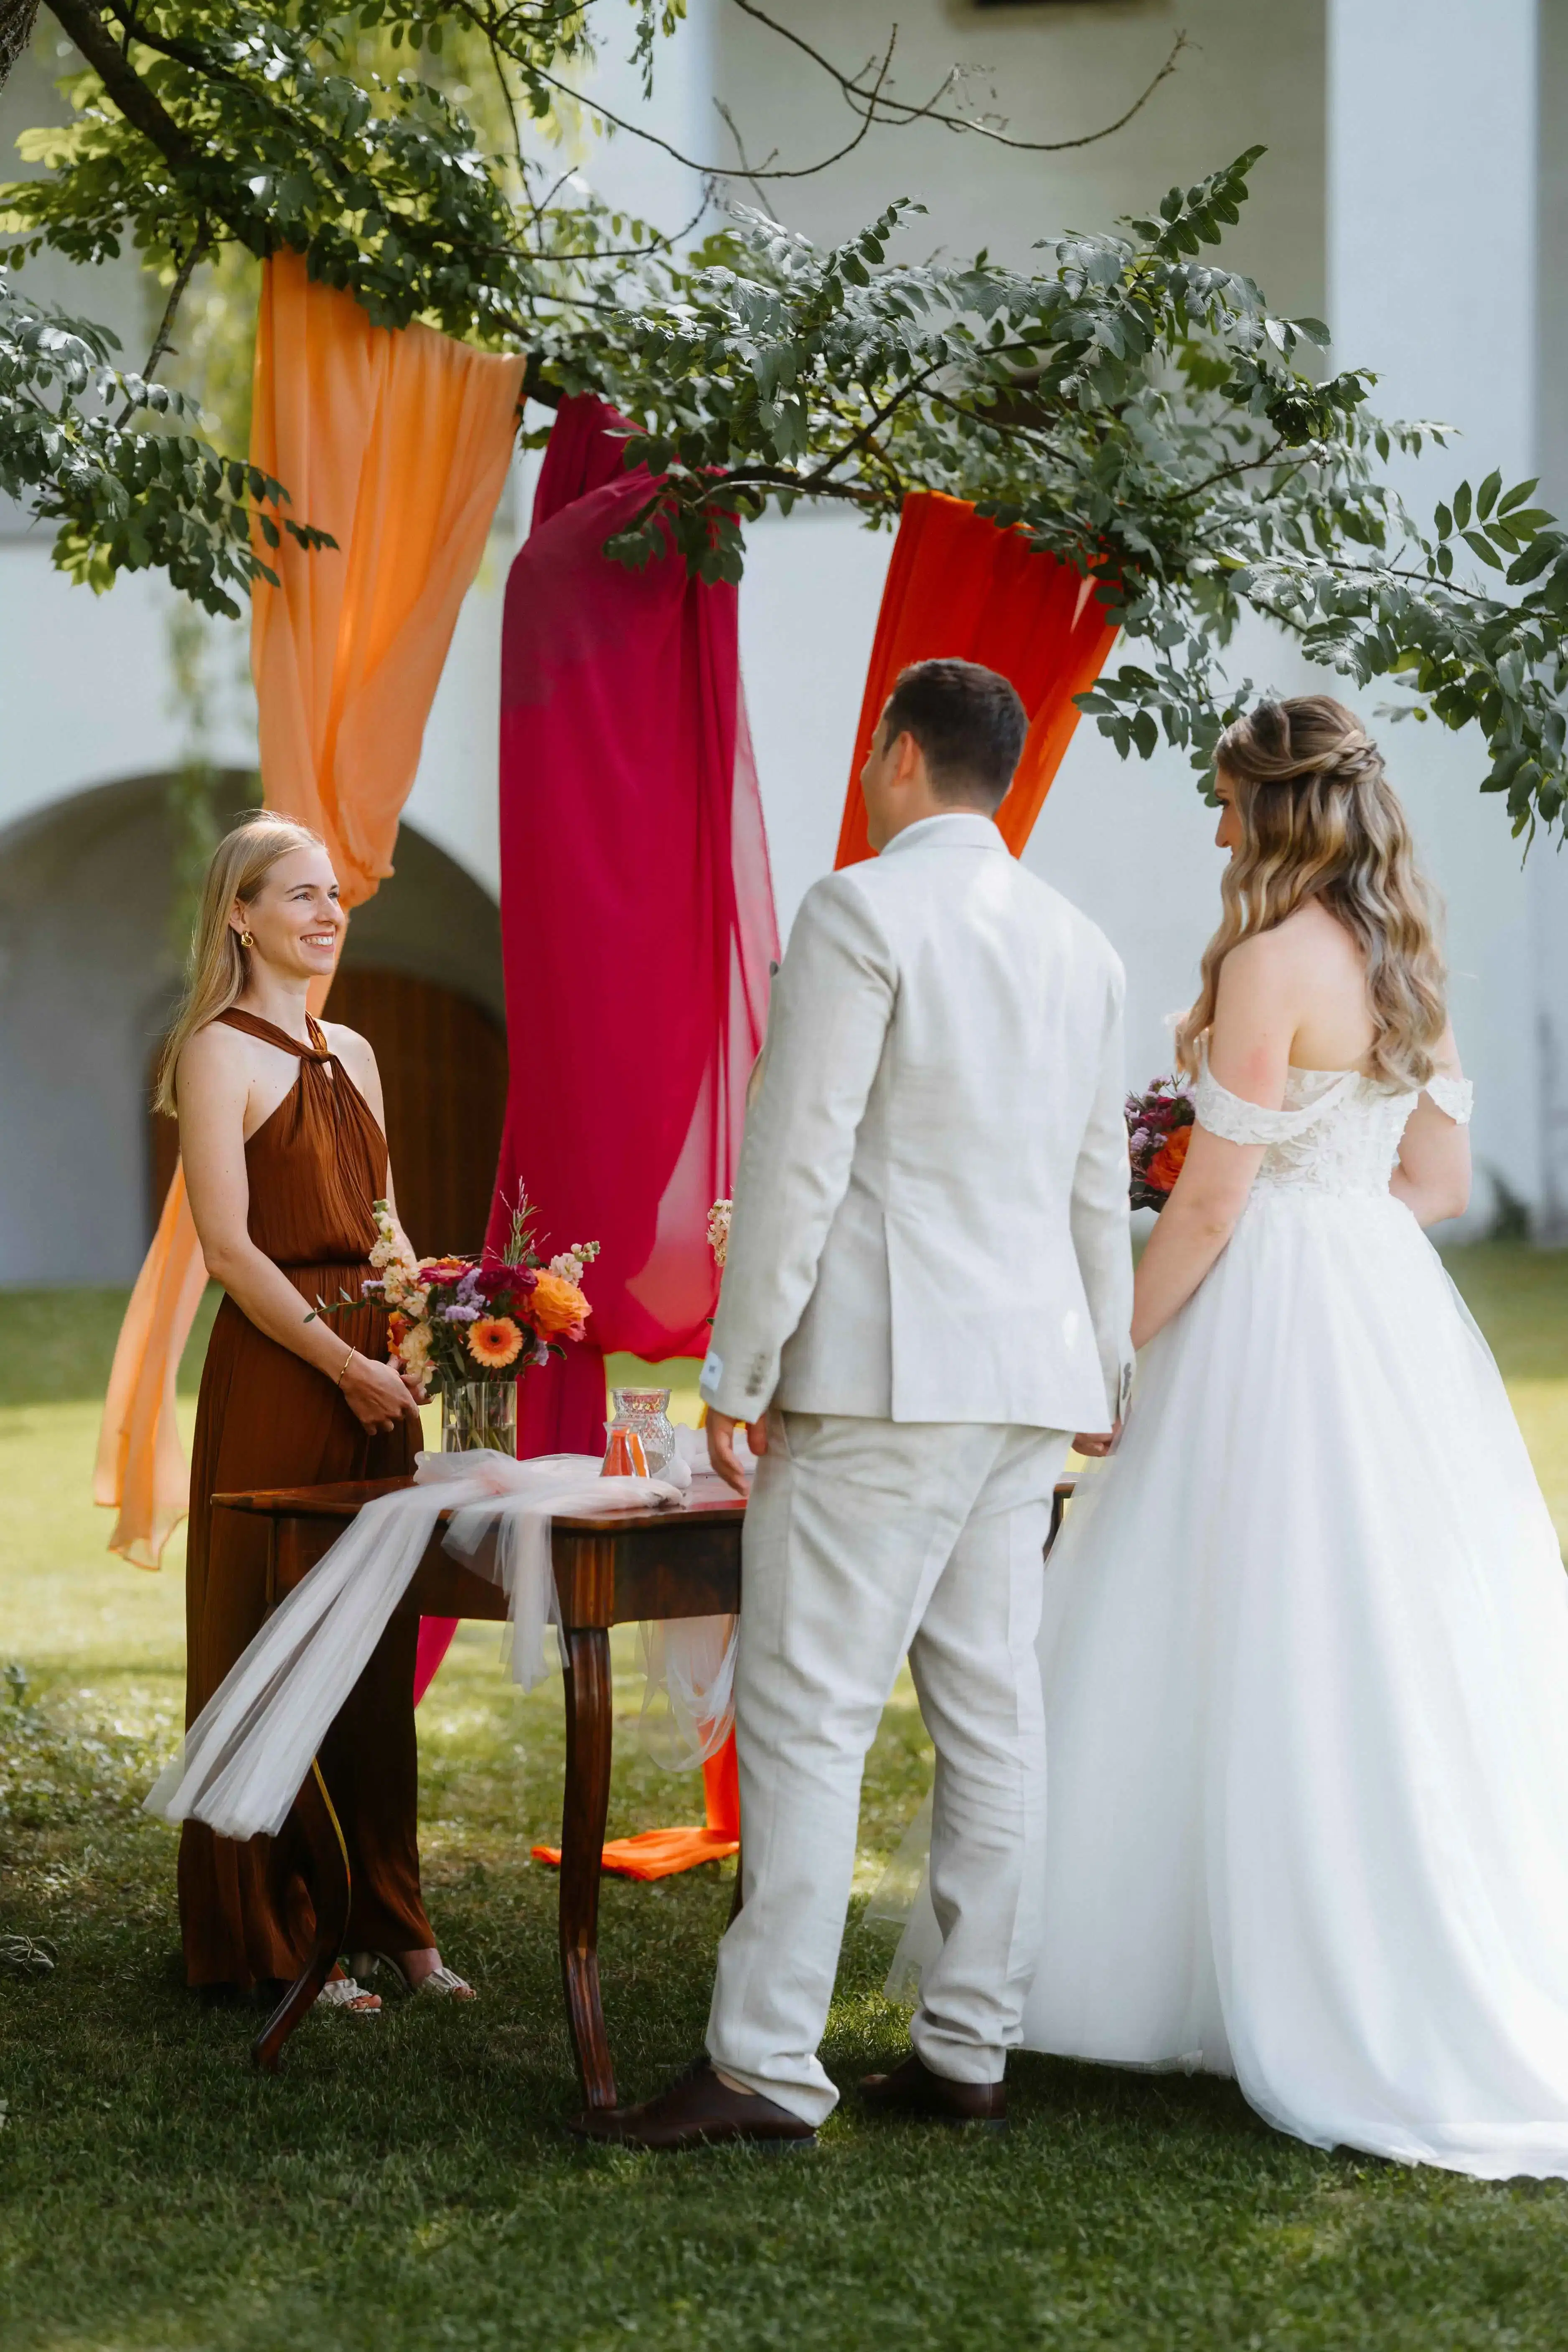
252, 1760, 352, 2073
559, 1624, 616, 2111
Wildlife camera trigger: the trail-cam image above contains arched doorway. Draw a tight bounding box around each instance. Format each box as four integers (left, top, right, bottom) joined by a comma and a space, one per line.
0, 769, 510, 1284
146, 968, 507, 1258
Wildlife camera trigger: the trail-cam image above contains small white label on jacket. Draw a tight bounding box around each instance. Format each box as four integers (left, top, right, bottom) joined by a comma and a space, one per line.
699, 1349, 724, 1396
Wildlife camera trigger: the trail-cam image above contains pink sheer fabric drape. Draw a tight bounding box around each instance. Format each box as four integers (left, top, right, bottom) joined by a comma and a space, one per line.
488, 393, 778, 1414
414, 397, 778, 1704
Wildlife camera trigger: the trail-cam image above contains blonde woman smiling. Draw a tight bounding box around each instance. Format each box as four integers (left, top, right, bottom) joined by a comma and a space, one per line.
159, 814, 473, 2009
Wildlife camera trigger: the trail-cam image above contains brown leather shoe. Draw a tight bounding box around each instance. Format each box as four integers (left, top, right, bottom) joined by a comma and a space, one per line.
567, 2058, 818, 2151
859, 2051, 1007, 2130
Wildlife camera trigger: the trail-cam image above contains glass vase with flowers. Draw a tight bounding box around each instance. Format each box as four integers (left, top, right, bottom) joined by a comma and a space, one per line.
318, 1192, 600, 1455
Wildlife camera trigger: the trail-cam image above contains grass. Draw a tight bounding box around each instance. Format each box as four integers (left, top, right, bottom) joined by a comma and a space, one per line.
2, 1249, 1568, 2351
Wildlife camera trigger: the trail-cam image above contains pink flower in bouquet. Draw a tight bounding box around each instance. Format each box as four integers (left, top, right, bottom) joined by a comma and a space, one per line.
477, 1261, 536, 1299
419, 1256, 473, 1285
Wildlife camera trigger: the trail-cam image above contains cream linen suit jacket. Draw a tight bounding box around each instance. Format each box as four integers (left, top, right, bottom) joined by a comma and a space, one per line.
700, 811, 1133, 1433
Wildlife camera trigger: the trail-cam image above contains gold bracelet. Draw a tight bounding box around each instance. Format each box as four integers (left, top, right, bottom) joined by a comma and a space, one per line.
335, 1344, 356, 1387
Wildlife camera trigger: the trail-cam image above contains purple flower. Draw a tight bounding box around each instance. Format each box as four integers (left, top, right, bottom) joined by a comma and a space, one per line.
442, 1302, 483, 1325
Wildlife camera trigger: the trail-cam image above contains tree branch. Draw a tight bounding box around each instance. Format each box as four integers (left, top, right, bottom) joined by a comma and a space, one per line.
113, 215, 208, 425
729, 3, 1189, 155
497, 20, 902, 181
41, 0, 266, 249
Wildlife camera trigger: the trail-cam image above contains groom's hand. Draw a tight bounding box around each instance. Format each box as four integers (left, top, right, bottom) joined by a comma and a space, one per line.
1072, 1419, 1122, 1459
706, 1410, 768, 1496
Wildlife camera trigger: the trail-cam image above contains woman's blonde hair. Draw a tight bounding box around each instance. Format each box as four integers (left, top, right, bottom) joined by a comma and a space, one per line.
154, 814, 328, 1115
1174, 696, 1447, 1091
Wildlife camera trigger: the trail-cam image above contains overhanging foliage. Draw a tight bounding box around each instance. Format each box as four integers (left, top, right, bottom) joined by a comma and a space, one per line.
4, 2, 1567, 831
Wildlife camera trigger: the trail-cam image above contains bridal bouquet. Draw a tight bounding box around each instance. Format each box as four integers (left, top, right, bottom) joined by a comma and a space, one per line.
350, 1195, 600, 1401
1127, 1080, 1196, 1213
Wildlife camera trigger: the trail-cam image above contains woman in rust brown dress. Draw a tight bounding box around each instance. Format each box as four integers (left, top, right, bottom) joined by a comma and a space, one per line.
158, 814, 472, 2006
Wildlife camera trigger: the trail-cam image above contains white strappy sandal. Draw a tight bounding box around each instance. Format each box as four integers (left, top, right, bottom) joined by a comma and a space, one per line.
314, 1968, 381, 2014
347, 1948, 477, 2001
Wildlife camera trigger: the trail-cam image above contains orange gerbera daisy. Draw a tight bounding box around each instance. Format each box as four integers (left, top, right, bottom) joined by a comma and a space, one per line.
467, 1316, 525, 1369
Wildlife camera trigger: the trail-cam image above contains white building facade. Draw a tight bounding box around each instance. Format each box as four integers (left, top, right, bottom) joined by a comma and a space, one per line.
3, 0, 1564, 1279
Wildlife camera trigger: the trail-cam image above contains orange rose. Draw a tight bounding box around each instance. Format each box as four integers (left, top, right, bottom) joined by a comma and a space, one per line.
528, 1269, 591, 1340
1147, 1124, 1193, 1193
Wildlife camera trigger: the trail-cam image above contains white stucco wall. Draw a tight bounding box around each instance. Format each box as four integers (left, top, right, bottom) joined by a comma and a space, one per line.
3, 0, 1560, 1275
1327, 0, 1549, 1219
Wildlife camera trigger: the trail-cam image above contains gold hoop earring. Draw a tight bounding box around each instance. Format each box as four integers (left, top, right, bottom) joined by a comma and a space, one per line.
239, 930, 254, 949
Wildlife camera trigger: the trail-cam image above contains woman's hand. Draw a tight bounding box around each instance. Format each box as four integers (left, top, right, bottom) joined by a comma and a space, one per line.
1072, 1422, 1121, 1459
338, 1350, 423, 1436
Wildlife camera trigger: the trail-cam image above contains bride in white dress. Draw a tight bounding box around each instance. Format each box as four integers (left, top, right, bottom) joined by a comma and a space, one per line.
895, 695, 1568, 2177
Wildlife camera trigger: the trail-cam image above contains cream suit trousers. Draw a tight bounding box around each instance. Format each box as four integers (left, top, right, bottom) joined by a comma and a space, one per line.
706, 1411, 1072, 2125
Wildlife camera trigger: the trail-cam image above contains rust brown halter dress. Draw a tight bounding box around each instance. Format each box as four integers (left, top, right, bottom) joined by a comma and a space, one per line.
179, 1008, 435, 1989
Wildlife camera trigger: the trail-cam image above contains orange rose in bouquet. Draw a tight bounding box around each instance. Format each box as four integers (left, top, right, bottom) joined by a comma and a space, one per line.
528, 1269, 591, 1342
1127, 1078, 1197, 1212
1146, 1123, 1193, 1194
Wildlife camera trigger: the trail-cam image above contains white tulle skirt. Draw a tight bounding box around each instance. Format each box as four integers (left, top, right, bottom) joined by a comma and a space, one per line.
895, 1185, 1568, 2177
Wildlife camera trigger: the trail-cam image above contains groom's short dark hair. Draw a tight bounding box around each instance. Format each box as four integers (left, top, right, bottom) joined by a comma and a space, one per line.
882, 659, 1027, 810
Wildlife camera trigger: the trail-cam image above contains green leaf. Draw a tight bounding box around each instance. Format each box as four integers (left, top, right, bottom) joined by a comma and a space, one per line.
1507, 535, 1561, 584
1477, 468, 1502, 519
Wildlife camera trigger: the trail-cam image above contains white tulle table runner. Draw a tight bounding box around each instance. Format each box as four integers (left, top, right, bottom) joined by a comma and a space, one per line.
145, 1434, 742, 1843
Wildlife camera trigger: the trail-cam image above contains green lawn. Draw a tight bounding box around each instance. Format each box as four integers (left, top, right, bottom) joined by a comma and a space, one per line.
3, 1251, 1568, 2351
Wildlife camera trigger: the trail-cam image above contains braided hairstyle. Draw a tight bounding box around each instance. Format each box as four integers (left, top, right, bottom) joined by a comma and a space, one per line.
1175, 696, 1447, 1090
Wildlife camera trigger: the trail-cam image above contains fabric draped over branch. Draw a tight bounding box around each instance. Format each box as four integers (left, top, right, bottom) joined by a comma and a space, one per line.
835, 491, 1121, 871
249, 250, 526, 906
481, 394, 777, 1861
95, 255, 524, 1566
487, 393, 779, 1422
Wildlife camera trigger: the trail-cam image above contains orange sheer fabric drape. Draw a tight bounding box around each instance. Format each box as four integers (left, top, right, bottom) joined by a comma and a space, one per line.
834, 491, 1120, 870
95, 253, 524, 1565
530, 1742, 740, 1882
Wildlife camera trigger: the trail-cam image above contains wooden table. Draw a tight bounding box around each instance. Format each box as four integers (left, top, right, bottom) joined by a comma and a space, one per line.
211, 1475, 745, 2108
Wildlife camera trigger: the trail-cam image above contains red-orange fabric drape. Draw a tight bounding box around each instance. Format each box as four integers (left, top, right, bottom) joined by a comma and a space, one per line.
95, 253, 524, 1565
834, 491, 1120, 870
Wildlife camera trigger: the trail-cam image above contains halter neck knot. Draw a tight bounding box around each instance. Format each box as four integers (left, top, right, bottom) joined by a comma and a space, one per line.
217, 1008, 336, 1061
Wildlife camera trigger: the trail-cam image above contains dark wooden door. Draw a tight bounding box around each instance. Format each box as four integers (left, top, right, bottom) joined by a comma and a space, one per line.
147, 971, 508, 1255
324, 968, 508, 1256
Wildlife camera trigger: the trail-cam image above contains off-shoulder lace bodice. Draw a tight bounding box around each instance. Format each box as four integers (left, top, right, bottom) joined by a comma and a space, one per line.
1194, 1053, 1471, 1199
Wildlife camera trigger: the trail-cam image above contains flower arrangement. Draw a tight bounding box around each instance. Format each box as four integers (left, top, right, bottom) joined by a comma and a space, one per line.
706, 1198, 732, 1270
343, 1193, 599, 1401
1127, 1080, 1197, 1213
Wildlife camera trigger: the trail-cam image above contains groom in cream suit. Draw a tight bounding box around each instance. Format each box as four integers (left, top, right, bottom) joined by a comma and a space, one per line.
576, 659, 1132, 2148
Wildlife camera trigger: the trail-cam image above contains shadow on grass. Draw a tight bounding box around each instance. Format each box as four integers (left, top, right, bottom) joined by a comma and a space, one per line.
6, 1663, 1568, 2352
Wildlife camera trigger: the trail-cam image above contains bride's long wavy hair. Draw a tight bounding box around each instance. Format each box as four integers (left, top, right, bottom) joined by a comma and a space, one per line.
1174, 697, 1447, 1090
154, 813, 328, 1116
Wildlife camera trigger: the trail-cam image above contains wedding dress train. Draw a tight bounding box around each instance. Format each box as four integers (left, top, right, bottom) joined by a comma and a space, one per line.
892, 1058, 1568, 2177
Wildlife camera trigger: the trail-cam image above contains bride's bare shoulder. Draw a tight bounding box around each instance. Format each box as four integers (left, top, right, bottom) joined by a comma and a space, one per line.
1228, 904, 1359, 986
